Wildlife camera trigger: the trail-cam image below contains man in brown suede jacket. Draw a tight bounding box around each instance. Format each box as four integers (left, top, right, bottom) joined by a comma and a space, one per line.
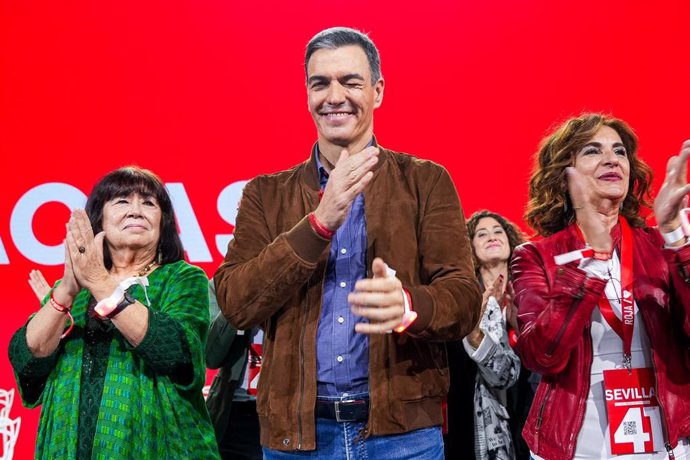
214, 27, 481, 459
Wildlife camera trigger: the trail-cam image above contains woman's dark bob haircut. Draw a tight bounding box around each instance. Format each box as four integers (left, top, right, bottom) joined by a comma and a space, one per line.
84, 166, 184, 269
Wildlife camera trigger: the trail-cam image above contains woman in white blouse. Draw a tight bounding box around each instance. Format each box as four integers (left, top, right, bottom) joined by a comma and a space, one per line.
462, 210, 526, 459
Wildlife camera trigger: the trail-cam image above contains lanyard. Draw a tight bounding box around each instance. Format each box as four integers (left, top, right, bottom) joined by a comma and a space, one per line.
576, 217, 634, 371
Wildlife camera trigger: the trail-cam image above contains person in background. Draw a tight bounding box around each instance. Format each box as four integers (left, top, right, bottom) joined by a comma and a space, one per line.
445, 210, 530, 459
206, 278, 263, 460
9, 166, 219, 459
513, 113, 690, 459
214, 27, 480, 459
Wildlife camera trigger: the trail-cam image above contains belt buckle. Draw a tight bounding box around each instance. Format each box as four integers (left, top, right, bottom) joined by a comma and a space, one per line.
334, 400, 354, 423
334, 400, 345, 422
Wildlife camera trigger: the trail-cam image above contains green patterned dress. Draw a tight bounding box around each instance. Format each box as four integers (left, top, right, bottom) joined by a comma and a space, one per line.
9, 260, 220, 459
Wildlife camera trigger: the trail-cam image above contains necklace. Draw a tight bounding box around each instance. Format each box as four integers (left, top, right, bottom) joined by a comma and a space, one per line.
137, 261, 157, 277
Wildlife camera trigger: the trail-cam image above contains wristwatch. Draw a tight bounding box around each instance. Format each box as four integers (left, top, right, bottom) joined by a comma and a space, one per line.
106, 291, 136, 319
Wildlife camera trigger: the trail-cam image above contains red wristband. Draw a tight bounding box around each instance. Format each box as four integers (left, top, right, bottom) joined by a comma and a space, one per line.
49, 292, 74, 339
49, 292, 71, 312
308, 212, 335, 239
394, 288, 417, 333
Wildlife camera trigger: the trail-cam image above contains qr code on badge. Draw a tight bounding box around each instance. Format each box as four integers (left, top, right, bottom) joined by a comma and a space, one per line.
623, 421, 637, 435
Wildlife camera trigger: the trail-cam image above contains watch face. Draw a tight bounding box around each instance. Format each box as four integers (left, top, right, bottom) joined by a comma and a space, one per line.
108, 291, 135, 319
122, 291, 135, 305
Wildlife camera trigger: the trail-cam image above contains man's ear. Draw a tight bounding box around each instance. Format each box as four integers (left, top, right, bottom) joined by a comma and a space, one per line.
374, 78, 385, 108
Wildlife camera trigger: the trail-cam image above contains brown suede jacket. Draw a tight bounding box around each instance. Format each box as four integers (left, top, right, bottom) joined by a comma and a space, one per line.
214, 145, 481, 451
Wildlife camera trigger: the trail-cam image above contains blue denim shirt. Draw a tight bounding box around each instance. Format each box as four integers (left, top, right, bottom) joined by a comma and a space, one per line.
314, 148, 369, 397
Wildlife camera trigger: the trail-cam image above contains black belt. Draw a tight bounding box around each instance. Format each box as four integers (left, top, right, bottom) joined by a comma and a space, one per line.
315, 399, 369, 422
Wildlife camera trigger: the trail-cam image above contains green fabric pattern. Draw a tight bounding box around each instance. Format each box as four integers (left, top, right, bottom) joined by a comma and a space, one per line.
9, 260, 220, 459
76, 305, 113, 459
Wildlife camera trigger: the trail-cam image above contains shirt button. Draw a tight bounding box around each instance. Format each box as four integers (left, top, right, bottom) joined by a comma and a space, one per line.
337, 355, 344, 363
339, 281, 346, 288
341, 248, 347, 254
338, 316, 344, 324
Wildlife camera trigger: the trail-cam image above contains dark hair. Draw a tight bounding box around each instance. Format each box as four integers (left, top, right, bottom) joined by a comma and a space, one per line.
525, 113, 654, 236
305, 27, 382, 85
84, 166, 183, 269
466, 210, 526, 278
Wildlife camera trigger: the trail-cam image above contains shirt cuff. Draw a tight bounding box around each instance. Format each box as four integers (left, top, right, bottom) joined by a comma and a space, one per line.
462, 331, 497, 363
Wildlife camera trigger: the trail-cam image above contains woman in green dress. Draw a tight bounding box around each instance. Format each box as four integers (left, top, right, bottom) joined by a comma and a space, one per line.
9, 166, 220, 459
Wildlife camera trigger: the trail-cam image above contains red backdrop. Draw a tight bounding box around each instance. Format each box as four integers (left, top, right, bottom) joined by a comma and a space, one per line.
2, 0, 689, 457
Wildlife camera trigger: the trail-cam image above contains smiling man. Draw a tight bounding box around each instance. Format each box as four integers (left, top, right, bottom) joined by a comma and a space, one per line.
214, 27, 481, 459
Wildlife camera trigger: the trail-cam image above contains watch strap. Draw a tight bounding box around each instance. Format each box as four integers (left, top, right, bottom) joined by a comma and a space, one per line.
106, 291, 135, 319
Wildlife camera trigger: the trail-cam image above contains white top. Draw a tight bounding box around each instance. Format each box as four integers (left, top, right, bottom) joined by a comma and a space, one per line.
533, 254, 689, 459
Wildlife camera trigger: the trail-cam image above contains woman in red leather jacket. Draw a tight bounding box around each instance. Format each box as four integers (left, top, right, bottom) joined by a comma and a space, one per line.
512, 113, 690, 460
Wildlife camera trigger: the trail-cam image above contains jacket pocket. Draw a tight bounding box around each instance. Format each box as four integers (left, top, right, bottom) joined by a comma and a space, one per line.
393, 340, 448, 400
428, 341, 449, 375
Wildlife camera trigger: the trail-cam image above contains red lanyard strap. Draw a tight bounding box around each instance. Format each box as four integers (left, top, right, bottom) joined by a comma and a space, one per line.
577, 219, 634, 364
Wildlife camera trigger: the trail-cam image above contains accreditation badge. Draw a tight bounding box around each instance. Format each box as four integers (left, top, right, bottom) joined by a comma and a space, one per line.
603, 368, 663, 454
247, 343, 262, 396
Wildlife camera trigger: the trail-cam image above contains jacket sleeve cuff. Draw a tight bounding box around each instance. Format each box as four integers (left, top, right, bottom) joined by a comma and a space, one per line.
285, 215, 331, 264
404, 286, 433, 333
664, 243, 690, 283
553, 264, 607, 299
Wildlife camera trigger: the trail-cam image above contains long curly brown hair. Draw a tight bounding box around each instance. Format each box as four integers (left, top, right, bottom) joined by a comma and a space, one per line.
466, 210, 526, 279
525, 113, 654, 237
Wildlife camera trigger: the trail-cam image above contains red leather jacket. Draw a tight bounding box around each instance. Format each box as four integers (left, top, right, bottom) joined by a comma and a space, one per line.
511, 223, 690, 460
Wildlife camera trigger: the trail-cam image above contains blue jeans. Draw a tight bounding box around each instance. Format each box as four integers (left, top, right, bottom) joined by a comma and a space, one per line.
262, 419, 444, 460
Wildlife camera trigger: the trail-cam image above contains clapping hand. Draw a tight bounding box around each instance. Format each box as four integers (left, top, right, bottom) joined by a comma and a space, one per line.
28, 269, 51, 301
348, 257, 405, 335
654, 140, 690, 235
466, 275, 504, 347
65, 209, 109, 291
314, 146, 379, 231
503, 280, 519, 333
566, 167, 612, 252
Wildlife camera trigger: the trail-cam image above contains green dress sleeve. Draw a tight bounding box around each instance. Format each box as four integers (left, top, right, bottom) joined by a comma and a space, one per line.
132, 310, 193, 385
8, 325, 60, 406
131, 261, 211, 391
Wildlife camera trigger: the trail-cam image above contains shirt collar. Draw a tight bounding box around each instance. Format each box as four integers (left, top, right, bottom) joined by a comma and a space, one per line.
313, 138, 376, 189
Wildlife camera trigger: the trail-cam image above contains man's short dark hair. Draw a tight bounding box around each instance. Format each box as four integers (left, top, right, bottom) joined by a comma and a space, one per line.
305, 27, 382, 85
